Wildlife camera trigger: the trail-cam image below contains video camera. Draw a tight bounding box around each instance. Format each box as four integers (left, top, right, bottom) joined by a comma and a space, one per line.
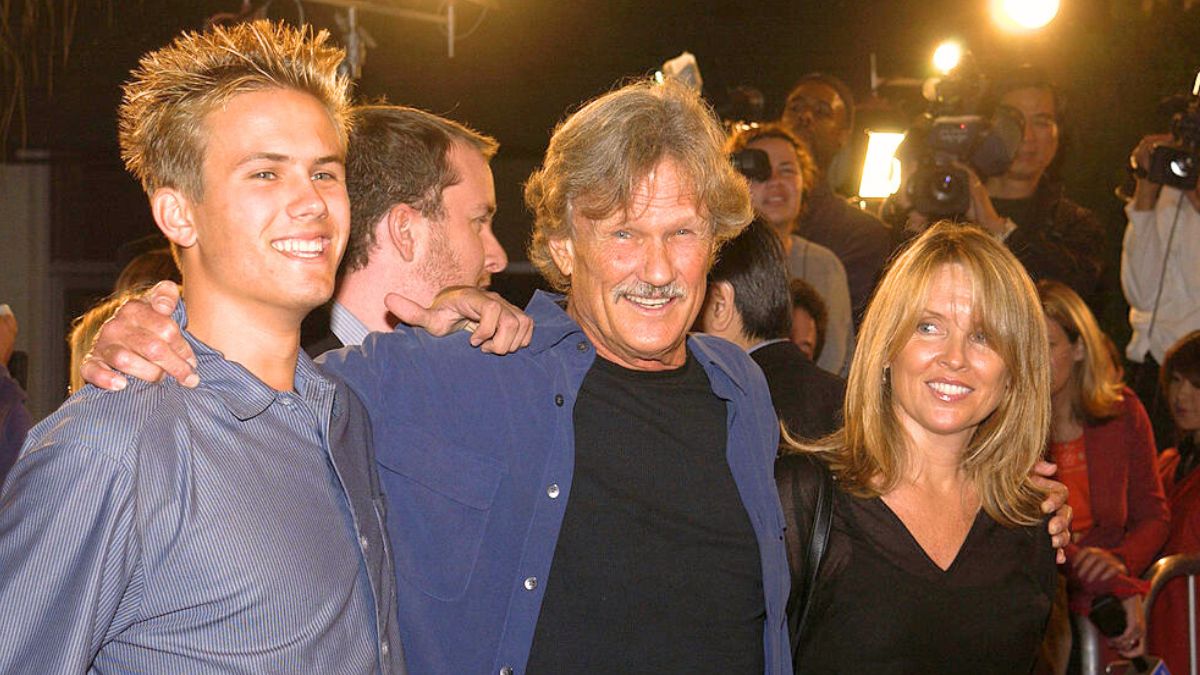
1147, 70, 1200, 191
897, 56, 1025, 218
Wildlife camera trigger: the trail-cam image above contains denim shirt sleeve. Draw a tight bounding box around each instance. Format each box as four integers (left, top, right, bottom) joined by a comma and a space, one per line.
0, 440, 141, 672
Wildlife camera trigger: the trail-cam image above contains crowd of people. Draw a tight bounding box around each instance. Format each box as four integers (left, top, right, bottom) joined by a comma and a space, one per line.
0, 15, 1198, 675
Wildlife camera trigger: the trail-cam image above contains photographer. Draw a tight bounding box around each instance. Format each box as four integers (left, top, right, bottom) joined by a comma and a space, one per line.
890, 67, 1106, 308
1122, 132, 1200, 449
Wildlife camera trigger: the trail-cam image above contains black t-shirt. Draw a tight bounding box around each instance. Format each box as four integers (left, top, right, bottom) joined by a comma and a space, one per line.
525, 350, 765, 674
798, 486, 1056, 674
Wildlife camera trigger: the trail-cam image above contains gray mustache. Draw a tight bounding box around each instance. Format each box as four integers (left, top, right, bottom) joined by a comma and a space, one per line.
610, 281, 686, 302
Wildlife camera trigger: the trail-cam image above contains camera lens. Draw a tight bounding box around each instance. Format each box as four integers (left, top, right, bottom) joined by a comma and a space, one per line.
1170, 156, 1195, 179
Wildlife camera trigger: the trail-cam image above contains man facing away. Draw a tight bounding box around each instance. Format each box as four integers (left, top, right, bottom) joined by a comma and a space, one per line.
0, 21, 403, 673
303, 104, 512, 354
697, 218, 846, 442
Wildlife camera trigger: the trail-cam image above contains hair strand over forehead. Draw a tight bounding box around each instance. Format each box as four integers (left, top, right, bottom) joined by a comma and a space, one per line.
118, 20, 351, 201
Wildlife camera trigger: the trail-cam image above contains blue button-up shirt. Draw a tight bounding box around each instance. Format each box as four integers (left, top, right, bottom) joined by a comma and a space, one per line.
0, 303, 402, 674
321, 291, 791, 675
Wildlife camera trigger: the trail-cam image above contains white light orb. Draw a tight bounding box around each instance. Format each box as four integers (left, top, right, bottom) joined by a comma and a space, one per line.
992, 0, 1060, 31
932, 41, 964, 74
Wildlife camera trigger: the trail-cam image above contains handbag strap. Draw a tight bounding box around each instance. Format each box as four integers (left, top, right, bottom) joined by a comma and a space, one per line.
793, 462, 834, 658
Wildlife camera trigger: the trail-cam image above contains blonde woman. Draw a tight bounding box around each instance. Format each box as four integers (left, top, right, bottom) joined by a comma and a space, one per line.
1039, 279, 1168, 666
778, 221, 1058, 672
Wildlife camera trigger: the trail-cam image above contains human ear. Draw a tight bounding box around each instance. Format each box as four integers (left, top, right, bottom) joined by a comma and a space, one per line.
547, 237, 576, 279
151, 188, 198, 249
386, 203, 419, 263
704, 281, 736, 332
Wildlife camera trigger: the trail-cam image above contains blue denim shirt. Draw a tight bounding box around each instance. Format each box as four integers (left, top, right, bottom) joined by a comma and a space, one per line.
321, 291, 791, 675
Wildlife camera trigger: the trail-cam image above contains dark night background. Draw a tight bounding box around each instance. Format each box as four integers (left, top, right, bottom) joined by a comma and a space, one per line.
5, 0, 1200, 408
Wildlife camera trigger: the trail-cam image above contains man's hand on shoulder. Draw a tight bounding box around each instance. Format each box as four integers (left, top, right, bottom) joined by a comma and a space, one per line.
82, 281, 198, 391
386, 286, 534, 355
1032, 459, 1072, 564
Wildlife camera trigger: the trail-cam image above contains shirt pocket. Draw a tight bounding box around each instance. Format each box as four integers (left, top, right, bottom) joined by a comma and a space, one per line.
375, 428, 506, 601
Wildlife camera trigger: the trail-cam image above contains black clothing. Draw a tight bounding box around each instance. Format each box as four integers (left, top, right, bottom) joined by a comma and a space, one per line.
776, 455, 1055, 675
527, 351, 765, 674
992, 180, 1106, 308
796, 179, 895, 323
300, 303, 344, 357
750, 341, 845, 442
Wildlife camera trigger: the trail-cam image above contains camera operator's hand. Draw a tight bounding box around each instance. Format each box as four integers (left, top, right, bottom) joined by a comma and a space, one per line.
885, 161, 933, 235
1130, 133, 1173, 210
958, 163, 1011, 238
1129, 133, 1200, 211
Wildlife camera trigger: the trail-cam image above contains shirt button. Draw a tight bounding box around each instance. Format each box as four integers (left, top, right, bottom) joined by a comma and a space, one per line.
359, 535, 370, 551
500, 667, 514, 675
523, 576, 538, 590
554, 394, 564, 407
576, 341, 588, 352
547, 483, 560, 499
381, 641, 390, 657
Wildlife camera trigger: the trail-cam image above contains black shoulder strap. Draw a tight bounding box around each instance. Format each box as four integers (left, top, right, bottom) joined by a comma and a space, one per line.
793, 462, 834, 659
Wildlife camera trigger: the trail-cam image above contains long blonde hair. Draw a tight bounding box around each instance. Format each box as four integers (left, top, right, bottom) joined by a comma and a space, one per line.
796, 222, 1050, 526
1038, 279, 1124, 423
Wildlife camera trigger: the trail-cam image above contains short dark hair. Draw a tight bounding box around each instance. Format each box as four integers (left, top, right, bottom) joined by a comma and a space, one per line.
708, 218, 792, 342
789, 277, 829, 361
342, 105, 498, 274
786, 72, 856, 130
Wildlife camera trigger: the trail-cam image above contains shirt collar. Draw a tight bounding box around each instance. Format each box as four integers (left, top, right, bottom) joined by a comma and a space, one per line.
525, 291, 587, 354
329, 301, 370, 347
746, 337, 790, 355
175, 300, 332, 421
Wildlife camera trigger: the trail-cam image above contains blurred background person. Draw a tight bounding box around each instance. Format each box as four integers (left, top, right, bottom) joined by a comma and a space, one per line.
778, 221, 1058, 673
1123, 132, 1200, 451
113, 246, 181, 294
67, 295, 128, 395
781, 73, 893, 324
789, 278, 828, 364
0, 304, 31, 486
698, 218, 845, 442
725, 123, 853, 376
1148, 330, 1200, 675
1038, 279, 1167, 672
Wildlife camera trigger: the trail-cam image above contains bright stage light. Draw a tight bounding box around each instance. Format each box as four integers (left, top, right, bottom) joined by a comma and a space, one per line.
858, 131, 906, 199
932, 41, 963, 75
991, 0, 1060, 32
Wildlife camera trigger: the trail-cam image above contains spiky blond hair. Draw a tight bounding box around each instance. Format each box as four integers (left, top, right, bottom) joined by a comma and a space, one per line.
118, 20, 351, 200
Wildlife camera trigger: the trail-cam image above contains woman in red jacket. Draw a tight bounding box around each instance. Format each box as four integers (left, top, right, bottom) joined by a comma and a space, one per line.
1149, 330, 1200, 674
1039, 280, 1170, 672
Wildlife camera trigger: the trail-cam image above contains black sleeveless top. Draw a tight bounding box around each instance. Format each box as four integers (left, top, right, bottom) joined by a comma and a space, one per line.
778, 454, 1056, 674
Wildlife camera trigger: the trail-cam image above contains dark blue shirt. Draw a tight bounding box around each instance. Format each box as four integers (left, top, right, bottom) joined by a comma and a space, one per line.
320, 291, 791, 675
0, 303, 402, 673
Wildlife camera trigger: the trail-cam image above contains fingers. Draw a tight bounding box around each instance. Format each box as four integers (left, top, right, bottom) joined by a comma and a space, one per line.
473, 294, 534, 355
83, 297, 196, 389
384, 293, 433, 331
148, 280, 182, 315
1032, 459, 1057, 478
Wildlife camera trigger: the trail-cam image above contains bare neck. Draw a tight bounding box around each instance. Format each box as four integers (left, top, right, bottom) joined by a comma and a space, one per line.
183, 292, 302, 392
337, 260, 437, 333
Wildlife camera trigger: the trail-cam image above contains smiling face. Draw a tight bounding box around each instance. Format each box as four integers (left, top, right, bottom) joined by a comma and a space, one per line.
549, 158, 714, 371
415, 142, 507, 303
1001, 86, 1059, 183
889, 263, 1009, 451
172, 88, 348, 321
747, 136, 804, 232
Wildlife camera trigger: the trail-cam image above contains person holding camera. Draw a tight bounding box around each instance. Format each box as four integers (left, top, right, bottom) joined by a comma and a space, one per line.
725, 124, 854, 376
1123, 132, 1200, 450
888, 67, 1106, 312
